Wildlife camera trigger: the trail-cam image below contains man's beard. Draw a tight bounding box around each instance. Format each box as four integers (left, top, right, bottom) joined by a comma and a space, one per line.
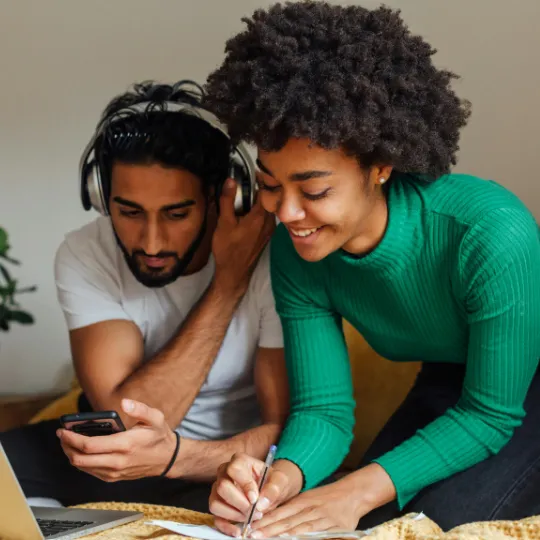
112, 218, 208, 288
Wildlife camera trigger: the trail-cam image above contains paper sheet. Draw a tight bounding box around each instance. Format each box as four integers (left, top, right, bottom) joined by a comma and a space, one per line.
147, 513, 425, 540
146, 521, 369, 539
146, 521, 232, 540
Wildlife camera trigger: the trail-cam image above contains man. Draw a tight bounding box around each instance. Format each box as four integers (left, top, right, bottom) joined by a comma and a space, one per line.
0, 80, 287, 512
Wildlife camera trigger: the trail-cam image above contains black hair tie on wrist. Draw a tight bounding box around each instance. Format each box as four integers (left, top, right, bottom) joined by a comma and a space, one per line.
161, 430, 180, 477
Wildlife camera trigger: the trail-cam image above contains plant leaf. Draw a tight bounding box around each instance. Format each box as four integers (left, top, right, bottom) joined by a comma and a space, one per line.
0, 228, 7, 256
0, 263, 13, 284
8, 310, 34, 324
0, 228, 35, 329
15, 286, 37, 294
0, 304, 8, 331
0, 254, 20, 264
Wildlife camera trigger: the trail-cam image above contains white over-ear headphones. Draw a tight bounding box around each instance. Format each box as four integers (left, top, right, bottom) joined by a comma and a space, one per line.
79, 88, 257, 216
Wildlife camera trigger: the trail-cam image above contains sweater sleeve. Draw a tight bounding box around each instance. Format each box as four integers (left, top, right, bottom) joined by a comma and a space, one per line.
375, 207, 540, 508
270, 226, 356, 490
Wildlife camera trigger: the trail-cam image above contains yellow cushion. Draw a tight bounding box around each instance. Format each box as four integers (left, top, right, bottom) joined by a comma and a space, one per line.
29, 384, 81, 424
343, 321, 421, 467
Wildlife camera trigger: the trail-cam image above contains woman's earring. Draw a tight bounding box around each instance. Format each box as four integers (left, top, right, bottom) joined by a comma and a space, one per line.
379, 177, 386, 184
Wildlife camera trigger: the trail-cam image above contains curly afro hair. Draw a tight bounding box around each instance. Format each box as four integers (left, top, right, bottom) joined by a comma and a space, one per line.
204, 1, 471, 178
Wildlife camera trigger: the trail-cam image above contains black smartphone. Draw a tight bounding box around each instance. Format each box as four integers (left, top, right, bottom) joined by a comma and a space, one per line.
60, 411, 126, 437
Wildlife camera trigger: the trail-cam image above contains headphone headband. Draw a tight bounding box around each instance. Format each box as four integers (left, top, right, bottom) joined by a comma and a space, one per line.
95, 100, 233, 141
79, 94, 256, 216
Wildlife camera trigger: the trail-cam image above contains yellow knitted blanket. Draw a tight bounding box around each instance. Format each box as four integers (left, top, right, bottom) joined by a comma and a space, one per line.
73, 502, 540, 540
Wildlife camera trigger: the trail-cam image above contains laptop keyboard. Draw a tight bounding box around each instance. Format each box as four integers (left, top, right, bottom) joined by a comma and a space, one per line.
36, 517, 94, 537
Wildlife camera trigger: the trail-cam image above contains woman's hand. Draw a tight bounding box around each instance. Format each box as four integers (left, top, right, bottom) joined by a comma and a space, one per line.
248, 464, 396, 538
248, 480, 361, 538
209, 453, 303, 536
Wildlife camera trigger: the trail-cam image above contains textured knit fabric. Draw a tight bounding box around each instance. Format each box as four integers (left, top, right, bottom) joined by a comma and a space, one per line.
270, 173, 540, 508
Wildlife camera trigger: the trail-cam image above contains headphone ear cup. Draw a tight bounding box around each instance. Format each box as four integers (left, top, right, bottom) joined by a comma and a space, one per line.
231, 165, 248, 216
229, 161, 253, 216
83, 160, 109, 216
80, 160, 93, 211
80, 137, 109, 216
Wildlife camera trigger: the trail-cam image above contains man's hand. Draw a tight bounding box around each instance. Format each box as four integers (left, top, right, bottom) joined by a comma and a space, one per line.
57, 399, 177, 482
212, 178, 275, 296
209, 453, 303, 537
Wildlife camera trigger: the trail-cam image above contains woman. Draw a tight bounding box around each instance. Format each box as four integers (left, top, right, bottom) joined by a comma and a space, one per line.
203, 1, 540, 534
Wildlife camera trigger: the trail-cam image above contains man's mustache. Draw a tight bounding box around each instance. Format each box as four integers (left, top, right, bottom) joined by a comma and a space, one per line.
133, 250, 178, 259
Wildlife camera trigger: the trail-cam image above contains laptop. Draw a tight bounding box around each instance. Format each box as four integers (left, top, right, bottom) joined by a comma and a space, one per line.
0, 443, 143, 539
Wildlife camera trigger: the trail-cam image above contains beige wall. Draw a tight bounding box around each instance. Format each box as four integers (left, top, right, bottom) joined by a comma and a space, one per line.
1, 0, 538, 395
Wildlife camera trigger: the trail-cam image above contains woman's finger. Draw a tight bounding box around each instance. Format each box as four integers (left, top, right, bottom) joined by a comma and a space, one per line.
209, 496, 247, 525
215, 477, 252, 515
213, 517, 242, 538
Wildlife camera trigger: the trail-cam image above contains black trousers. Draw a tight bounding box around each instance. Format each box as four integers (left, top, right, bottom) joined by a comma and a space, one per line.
356, 363, 540, 531
0, 419, 212, 512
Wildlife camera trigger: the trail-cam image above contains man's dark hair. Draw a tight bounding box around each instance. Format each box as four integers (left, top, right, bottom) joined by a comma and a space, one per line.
99, 80, 231, 198
204, 2, 471, 178
96, 81, 232, 287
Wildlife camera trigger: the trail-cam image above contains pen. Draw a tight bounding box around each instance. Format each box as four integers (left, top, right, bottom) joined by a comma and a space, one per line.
241, 445, 277, 539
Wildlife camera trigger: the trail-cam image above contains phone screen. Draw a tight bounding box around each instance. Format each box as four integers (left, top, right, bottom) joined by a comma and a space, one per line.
69, 420, 120, 436
61, 412, 126, 437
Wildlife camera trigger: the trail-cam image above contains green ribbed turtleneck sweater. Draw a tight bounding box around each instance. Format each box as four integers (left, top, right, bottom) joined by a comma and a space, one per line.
271, 173, 540, 508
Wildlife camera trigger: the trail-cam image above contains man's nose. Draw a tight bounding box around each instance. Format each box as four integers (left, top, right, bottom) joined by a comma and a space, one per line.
140, 218, 165, 255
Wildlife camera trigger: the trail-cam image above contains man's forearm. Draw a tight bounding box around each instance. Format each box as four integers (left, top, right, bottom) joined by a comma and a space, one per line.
106, 282, 245, 428
167, 423, 283, 482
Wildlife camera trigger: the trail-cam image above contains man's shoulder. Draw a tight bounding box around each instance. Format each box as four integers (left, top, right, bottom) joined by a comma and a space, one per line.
55, 217, 118, 272
53, 217, 135, 330
54, 217, 125, 294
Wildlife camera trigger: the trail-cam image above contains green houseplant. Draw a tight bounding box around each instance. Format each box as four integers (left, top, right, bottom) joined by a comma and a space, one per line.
0, 227, 36, 331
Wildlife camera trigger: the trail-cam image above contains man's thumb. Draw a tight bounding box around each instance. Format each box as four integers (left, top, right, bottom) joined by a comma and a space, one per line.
223, 177, 236, 192
122, 399, 162, 427
218, 178, 238, 222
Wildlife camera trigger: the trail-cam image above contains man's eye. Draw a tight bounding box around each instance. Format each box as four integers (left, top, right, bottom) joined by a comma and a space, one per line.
119, 209, 141, 217
168, 212, 188, 220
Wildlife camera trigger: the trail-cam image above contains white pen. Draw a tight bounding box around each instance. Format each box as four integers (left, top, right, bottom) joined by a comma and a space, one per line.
241, 445, 277, 539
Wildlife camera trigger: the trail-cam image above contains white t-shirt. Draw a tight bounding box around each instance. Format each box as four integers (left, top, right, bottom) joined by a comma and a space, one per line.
54, 217, 283, 440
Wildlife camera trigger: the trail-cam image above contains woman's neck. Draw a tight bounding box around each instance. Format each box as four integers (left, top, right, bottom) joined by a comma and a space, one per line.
342, 190, 389, 257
